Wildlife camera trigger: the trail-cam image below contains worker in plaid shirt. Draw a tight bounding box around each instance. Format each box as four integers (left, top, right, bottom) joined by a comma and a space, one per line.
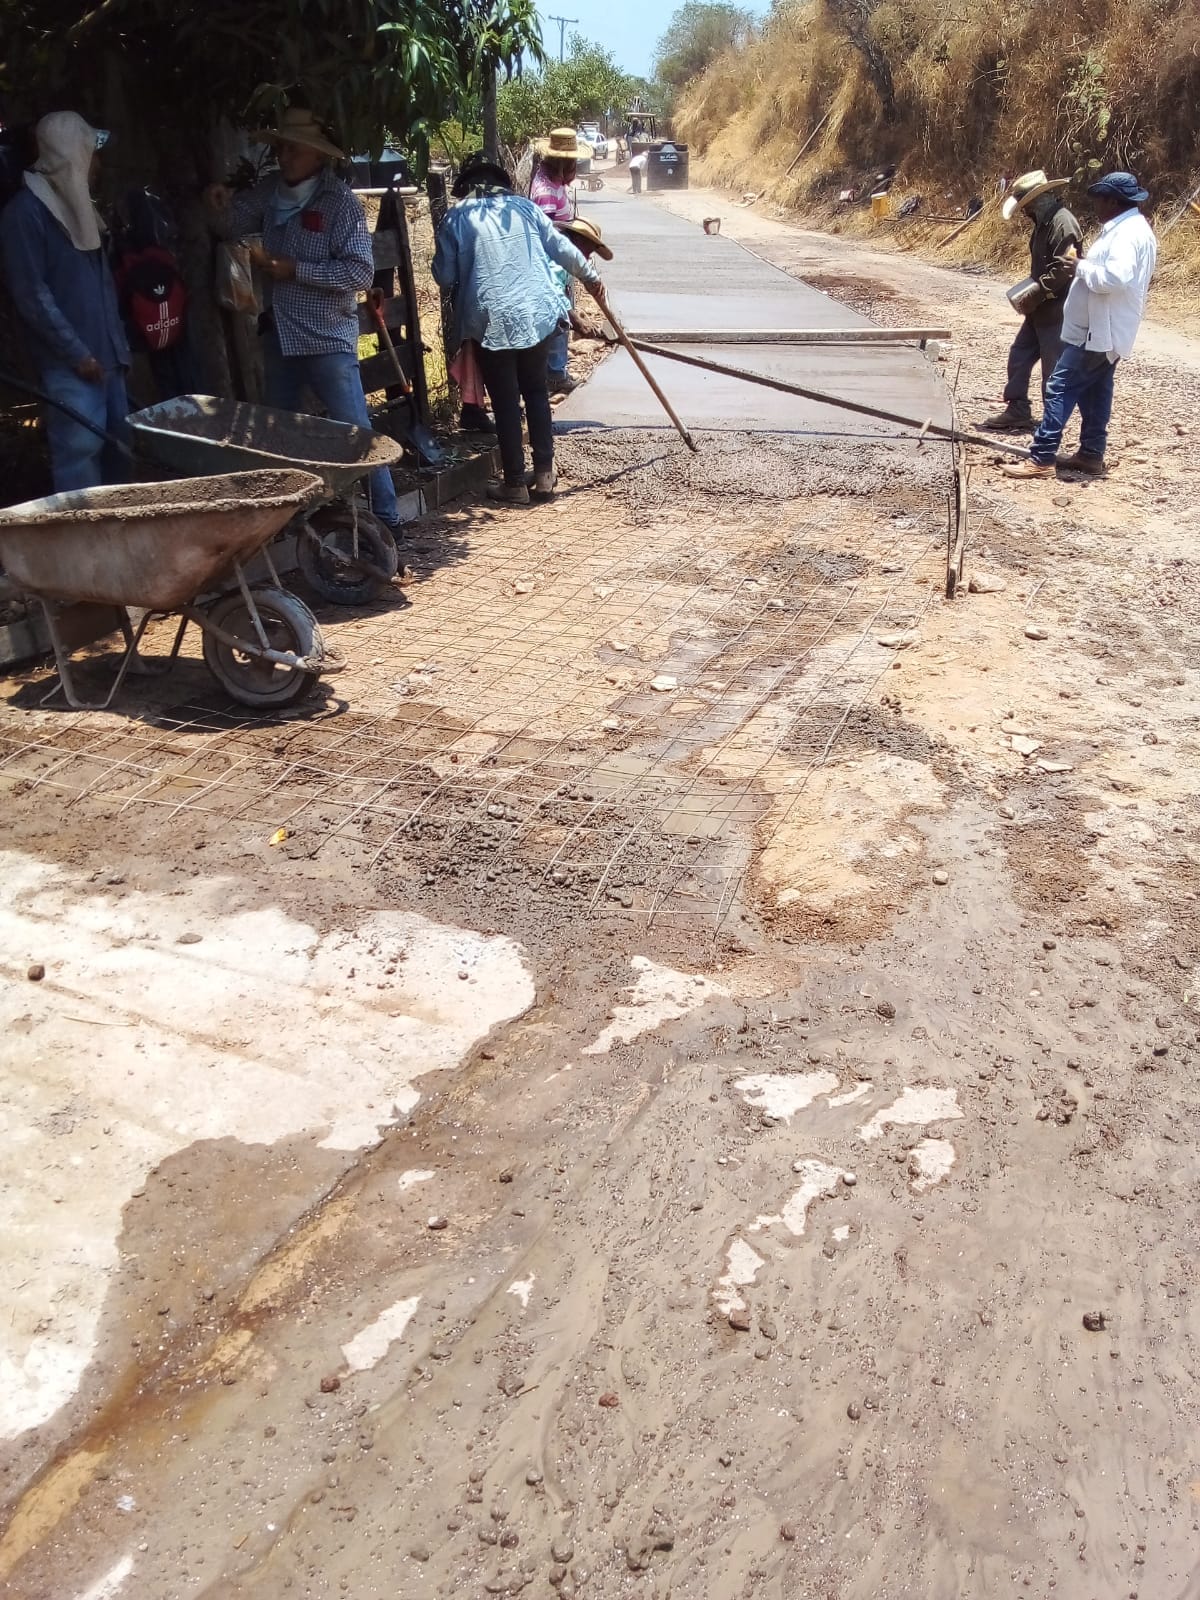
207, 107, 399, 528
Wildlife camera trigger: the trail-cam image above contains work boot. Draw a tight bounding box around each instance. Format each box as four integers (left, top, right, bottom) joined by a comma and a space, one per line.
548, 372, 577, 396
1000, 459, 1055, 481
531, 469, 557, 498
460, 403, 495, 432
981, 405, 1035, 432
487, 480, 530, 505
1056, 449, 1107, 475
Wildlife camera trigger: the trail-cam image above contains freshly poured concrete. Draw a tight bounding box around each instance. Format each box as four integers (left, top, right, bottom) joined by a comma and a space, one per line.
559, 187, 952, 436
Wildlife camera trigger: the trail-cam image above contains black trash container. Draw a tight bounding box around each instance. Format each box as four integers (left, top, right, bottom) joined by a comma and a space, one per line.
646, 141, 689, 191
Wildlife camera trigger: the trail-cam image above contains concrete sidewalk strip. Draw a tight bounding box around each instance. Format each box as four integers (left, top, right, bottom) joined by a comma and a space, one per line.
559, 186, 952, 435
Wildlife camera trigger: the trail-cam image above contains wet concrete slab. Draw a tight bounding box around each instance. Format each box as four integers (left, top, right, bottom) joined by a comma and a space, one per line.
559, 187, 952, 437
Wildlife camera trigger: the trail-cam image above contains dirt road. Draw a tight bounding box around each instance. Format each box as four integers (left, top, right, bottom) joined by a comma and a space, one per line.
2, 181, 1200, 1600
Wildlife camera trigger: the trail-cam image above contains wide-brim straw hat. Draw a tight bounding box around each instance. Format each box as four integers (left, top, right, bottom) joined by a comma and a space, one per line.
1002, 168, 1070, 221
253, 107, 345, 162
533, 127, 588, 162
558, 215, 613, 259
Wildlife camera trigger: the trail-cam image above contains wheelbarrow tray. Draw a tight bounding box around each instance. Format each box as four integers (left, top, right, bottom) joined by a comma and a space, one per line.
0, 469, 323, 612
128, 394, 404, 499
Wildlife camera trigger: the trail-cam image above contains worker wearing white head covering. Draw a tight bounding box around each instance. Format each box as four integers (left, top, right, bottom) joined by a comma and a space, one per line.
0, 111, 130, 491
24, 111, 106, 252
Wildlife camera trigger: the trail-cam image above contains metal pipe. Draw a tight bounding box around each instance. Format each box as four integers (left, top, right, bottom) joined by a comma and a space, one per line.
622, 327, 952, 345
628, 339, 1031, 458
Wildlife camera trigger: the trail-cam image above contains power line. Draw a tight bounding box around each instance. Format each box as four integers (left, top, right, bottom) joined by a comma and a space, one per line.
547, 14, 577, 62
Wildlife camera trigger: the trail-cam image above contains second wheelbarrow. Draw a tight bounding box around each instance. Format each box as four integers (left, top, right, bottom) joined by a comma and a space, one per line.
128, 395, 407, 605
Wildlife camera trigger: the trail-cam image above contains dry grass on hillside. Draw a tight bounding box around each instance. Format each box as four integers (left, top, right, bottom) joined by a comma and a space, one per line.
675, 0, 1200, 295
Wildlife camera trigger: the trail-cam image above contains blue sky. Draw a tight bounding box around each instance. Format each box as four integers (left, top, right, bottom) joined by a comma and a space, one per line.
537, 0, 680, 78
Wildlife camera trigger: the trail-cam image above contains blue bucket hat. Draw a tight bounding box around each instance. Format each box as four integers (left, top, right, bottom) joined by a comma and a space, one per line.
1087, 171, 1149, 204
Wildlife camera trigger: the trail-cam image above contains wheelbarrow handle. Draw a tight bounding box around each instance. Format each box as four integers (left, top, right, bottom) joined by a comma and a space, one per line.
0, 366, 137, 466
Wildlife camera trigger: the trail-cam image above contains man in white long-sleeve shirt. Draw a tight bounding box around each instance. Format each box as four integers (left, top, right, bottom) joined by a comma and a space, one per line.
1003, 171, 1157, 480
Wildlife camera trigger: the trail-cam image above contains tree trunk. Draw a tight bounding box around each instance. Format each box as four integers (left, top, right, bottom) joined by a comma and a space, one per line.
825, 0, 897, 120
482, 69, 500, 162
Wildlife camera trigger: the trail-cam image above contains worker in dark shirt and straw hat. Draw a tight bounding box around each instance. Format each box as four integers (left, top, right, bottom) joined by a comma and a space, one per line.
981, 168, 1082, 433
206, 106, 399, 530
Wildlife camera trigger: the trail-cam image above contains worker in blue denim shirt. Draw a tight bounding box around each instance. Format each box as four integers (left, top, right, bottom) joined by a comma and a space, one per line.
434, 154, 607, 505
0, 112, 130, 493
206, 107, 399, 530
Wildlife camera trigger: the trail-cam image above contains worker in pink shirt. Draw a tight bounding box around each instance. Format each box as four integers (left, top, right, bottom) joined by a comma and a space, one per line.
530, 127, 583, 222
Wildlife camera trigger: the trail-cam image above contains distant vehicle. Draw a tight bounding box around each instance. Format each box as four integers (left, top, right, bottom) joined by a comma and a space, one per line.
578, 124, 608, 159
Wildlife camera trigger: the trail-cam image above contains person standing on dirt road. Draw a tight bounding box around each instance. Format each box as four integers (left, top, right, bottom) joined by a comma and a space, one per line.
433, 154, 608, 506
204, 107, 400, 531
1003, 171, 1157, 482
981, 168, 1082, 433
0, 112, 130, 492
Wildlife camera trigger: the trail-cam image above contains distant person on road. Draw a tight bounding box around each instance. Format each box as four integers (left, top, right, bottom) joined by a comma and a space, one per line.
434, 153, 608, 504
981, 169, 1082, 433
530, 128, 583, 222
1003, 171, 1157, 481
628, 150, 649, 195
0, 111, 130, 492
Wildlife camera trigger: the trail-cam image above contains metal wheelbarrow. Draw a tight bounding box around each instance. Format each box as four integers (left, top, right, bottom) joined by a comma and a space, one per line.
0, 469, 342, 711
128, 395, 406, 605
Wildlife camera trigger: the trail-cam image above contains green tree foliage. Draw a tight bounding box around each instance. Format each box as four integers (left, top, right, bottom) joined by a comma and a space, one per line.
0, 0, 544, 157
496, 33, 638, 146
653, 1, 757, 94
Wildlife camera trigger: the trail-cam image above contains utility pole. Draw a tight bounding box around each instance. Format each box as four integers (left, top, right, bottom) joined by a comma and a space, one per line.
547, 14, 577, 62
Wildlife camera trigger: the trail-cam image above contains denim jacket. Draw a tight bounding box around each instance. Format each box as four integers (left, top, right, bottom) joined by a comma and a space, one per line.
0, 187, 129, 373
432, 191, 598, 351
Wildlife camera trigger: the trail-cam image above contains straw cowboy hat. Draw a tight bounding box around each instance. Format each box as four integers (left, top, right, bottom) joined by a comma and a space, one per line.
558, 215, 613, 259
533, 126, 588, 161
1002, 168, 1070, 221
253, 107, 345, 162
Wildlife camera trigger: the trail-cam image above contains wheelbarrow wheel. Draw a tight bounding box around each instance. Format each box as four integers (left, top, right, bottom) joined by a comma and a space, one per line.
202, 586, 323, 709
297, 503, 399, 605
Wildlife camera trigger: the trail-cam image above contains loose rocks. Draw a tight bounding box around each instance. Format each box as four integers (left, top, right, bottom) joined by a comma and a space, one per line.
1082, 1311, 1108, 1332
27, 963, 45, 982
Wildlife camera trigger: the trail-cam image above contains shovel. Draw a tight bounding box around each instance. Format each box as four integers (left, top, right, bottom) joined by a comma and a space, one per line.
367, 290, 448, 467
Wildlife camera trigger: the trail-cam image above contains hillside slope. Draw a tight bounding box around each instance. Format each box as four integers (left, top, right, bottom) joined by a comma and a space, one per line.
674, 0, 1200, 302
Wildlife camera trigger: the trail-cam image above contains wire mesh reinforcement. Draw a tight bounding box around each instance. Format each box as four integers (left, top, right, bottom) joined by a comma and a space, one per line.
0, 433, 948, 930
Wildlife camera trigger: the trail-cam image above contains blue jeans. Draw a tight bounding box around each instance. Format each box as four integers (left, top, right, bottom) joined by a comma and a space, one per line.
1030, 343, 1118, 464
40, 364, 129, 493
547, 322, 569, 380
262, 337, 399, 525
